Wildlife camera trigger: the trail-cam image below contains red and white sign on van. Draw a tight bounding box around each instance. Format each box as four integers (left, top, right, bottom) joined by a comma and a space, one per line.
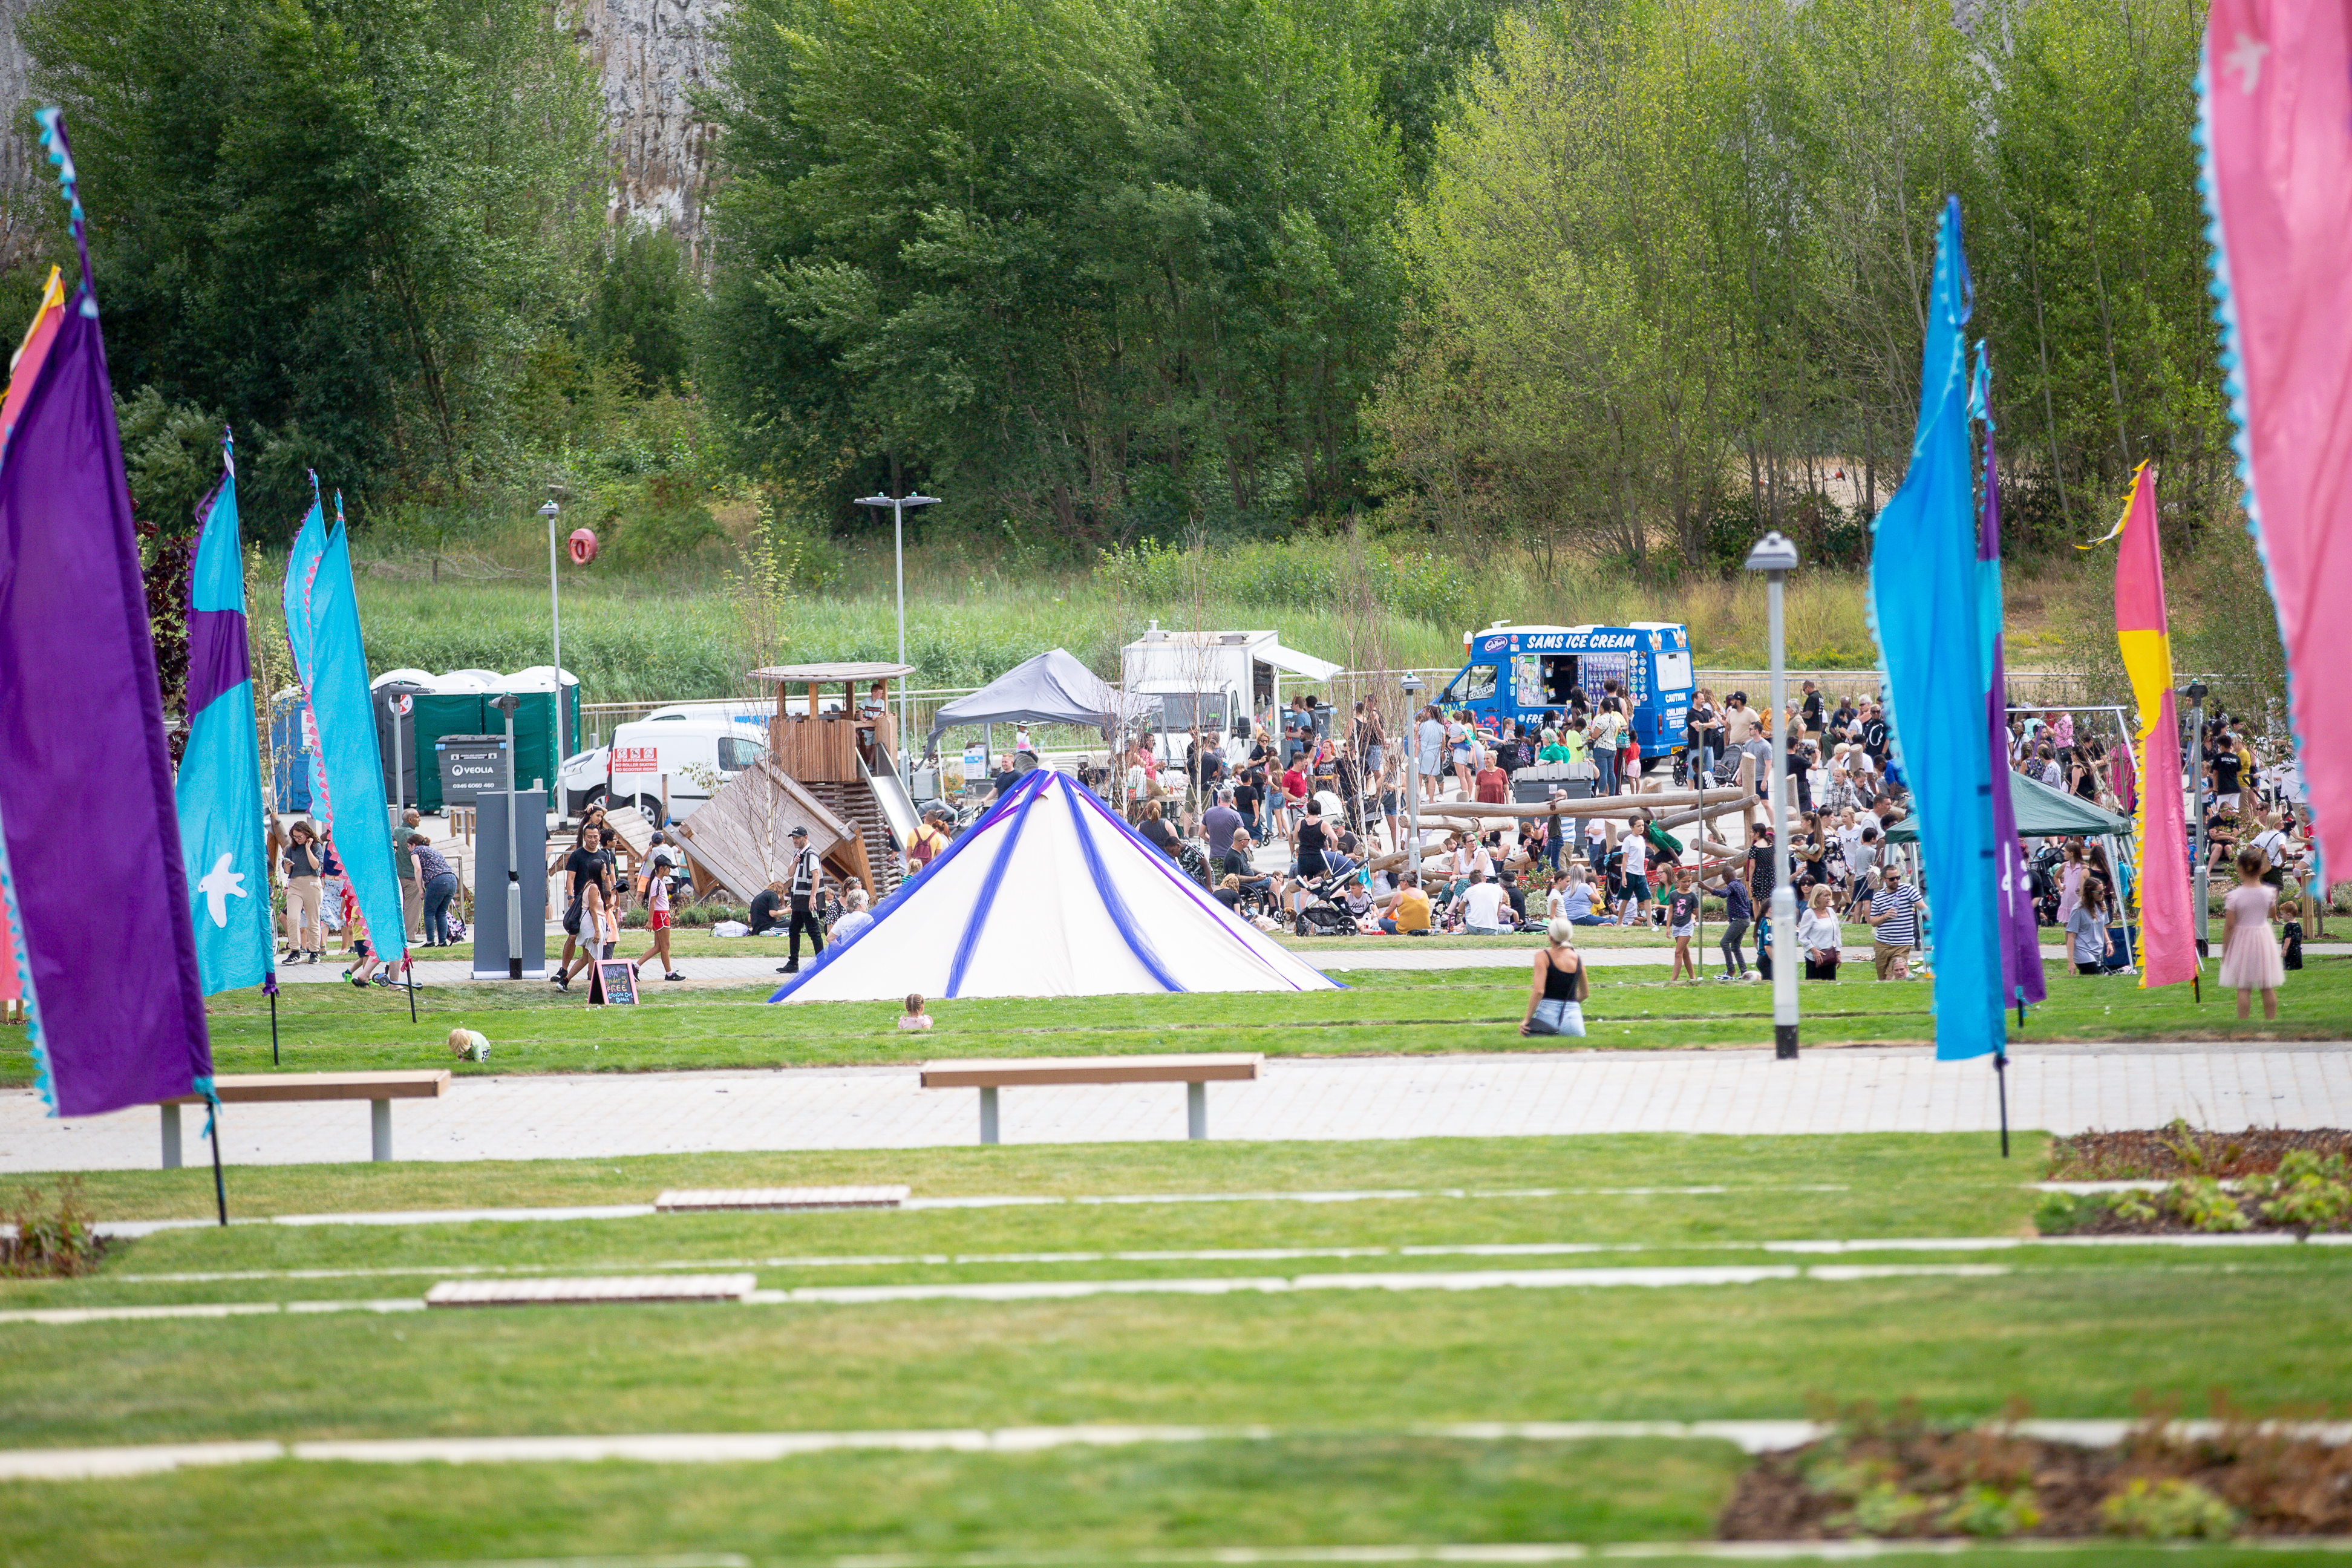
612, 746, 659, 774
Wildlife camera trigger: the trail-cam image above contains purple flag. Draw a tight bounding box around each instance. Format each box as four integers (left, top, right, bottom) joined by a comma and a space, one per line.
1980, 424, 2046, 1010
0, 112, 209, 1115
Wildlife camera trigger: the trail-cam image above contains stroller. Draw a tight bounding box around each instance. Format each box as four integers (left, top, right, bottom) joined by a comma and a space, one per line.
1290, 867, 1362, 937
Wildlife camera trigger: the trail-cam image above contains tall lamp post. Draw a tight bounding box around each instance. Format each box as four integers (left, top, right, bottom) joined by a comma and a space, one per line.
1745, 530, 1801, 1060
854, 490, 941, 786
1400, 675, 1425, 866
2184, 681, 2210, 956
540, 497, 565, 805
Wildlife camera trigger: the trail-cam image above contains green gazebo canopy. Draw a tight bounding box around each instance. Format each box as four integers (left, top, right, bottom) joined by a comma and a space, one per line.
1884, 769, 2132, 843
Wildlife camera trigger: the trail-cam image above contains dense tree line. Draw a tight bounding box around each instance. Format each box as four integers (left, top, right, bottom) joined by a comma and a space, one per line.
13, 0, 2226, 571
705, 0, 2226, 565
1376, 0, 2223, 577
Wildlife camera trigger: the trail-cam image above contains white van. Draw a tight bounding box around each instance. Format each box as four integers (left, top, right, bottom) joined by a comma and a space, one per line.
570, 715, 771, 825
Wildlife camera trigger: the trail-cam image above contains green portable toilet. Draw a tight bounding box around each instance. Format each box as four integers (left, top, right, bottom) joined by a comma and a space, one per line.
396, 670, 583, 812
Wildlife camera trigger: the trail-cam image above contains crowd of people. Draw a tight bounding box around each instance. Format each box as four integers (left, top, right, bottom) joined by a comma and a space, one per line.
252, 670, 2313, 1020
953, 676, 2314, 1009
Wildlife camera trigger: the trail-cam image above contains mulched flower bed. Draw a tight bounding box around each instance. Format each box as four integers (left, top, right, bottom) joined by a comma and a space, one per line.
2048, 1123, 2352, 1181
1721, 1414, 2352, 1541
2035, 1123, 2352, 1236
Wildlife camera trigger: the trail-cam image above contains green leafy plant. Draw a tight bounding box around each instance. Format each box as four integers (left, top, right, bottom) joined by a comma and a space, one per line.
2163, 1177, 2250, 1233
2110, 1189, 2160, 1226
1, 1176, 104, 1278
1938, 1484, 2042, 1538
2033, 1191, 2090, 1234
2101, 1477, 2238, 1540
1830, 1481, 1933, 1537
2246, 1150, 2352, 1231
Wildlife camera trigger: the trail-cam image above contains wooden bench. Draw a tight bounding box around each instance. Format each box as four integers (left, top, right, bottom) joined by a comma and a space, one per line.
157, 1071, 451, 1168
920, 1054, 1261, 1145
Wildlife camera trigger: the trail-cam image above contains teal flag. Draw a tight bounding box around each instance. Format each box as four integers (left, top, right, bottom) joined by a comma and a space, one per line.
291, 498, 407, 961
173, 437, 273, 993
281, 487, 324, 684
1867, 197, 2003, 1061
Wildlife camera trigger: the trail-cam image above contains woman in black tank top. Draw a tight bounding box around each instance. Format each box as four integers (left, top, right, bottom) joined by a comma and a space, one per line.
1521, 921, 1589, 1037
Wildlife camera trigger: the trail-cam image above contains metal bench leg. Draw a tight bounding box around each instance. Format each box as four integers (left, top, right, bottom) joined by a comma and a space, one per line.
161, 1103, 182, 1169
371, 1099, 393, 1161
1187, 1081, 1207, 1140
979, 1085, 999, 1146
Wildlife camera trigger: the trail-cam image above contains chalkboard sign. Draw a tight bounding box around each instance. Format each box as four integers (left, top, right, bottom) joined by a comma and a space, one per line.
591, 959, 639, 1007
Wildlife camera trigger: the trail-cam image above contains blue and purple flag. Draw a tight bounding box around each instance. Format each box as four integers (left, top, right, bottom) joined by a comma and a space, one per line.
0, 110, 210, 1115
174, 435, 275, 995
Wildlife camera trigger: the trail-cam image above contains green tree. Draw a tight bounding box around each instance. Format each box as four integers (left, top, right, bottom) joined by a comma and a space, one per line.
701, 0, 1405, 540
23, 0, 604, 532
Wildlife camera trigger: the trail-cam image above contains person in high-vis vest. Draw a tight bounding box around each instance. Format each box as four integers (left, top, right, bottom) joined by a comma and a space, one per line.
778, 824, 826, 974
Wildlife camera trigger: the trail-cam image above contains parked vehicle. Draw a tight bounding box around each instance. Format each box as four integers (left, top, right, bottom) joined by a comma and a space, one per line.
571, 717, 770, 825
1437, 621, 1694, 759
1118, 623, 1343, 765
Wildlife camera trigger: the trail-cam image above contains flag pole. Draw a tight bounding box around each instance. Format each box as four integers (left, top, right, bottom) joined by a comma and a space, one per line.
1993, 1051, 2010, 1158
204, 1089, 227, 1224
267, 978, 278, 1067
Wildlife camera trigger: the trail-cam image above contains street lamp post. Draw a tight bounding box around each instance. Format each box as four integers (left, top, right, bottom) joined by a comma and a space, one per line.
854, 491, 942, 787
2184, 681, 2210, 956
540, 498, 565, 808
1745, 531, 1802, 1060
490, 692, 523, 981
1400, 675, 1425, 866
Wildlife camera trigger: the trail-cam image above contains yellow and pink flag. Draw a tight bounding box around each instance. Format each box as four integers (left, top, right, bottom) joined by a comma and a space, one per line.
2198, 0, 2352, 880
2109, 464, 2198, 989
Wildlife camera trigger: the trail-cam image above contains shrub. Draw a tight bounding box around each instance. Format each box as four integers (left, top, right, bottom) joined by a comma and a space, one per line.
2032, 1191, 2091, 1234
2246, 1150, 2352, 1231
2102, 1478, 2238, 1540
1938, 1485, 2042, 1538
2163, 1177, 2250, 1232
1, 1177, 104, 1278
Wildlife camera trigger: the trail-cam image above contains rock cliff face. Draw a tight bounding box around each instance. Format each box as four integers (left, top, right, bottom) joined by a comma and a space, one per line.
569, 0, 729, 264
0, 0, 728, 263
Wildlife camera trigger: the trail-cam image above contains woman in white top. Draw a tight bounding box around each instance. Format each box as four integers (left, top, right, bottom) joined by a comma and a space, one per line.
1446, 711, 1475, 797
1797, 885, 1843, 979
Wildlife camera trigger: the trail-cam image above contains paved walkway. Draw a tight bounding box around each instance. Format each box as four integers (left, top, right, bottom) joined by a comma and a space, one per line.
7, 1046, 2348, 1172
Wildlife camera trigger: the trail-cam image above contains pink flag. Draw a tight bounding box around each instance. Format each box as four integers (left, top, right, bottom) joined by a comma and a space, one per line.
2111, 468, 2200, 990
2199, 0, 2352, 880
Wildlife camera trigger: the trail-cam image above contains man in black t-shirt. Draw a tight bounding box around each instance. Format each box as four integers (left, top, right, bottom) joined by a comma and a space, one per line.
1232, 772, 1262, 840
1861, 705, 1889, 764
1800, 680, 1824, 736
2211, 739, 2245, 812
553, 829, 600, 983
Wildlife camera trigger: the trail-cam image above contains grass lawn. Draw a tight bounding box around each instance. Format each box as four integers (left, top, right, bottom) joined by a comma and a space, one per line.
2, 1135, 2350, 1564
0, 958, 2335, 1085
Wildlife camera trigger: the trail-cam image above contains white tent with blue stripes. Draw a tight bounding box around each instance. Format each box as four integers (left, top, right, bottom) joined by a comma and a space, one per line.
768, 768, 1337, 1004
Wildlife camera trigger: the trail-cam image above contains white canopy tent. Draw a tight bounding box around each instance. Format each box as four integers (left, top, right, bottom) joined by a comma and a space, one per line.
768, 767, 1338, 1003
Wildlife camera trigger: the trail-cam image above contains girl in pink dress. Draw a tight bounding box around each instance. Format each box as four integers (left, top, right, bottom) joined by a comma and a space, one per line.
2219, 844, 2285, 1021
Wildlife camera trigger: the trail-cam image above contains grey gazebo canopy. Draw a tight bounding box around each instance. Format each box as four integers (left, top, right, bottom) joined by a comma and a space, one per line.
923, 648, 1155, 757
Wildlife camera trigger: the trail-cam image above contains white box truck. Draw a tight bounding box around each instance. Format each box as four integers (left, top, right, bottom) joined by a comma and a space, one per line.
1117, 624, 1344, 761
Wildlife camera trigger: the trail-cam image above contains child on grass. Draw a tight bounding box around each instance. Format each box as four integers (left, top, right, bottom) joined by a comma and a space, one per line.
633, 852, 684, 983
2220, 844, 2285, 1021
897, 993, 934, 1031
1666, 866, 1699, 981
